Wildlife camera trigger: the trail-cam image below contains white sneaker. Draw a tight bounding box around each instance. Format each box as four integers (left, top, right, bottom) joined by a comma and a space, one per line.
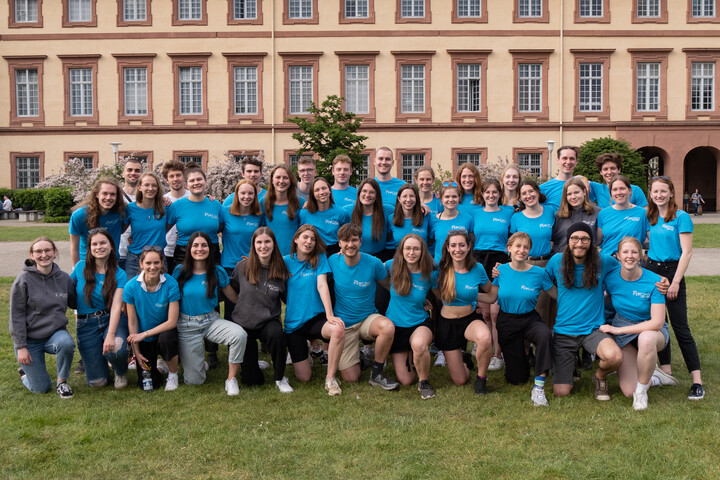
434, 351, 446, 367
275, 376, 293, 393
225, 377, 240, 396
488, 355, 505, 371
114, 374, 128, 390
633, 391, 648, 410
258, 360, 270, 370
325, 377, 342, 396
156, 358, 169, 375
165, 373, 179, 391
652, 367, 679, 386
531, 386, 548, 407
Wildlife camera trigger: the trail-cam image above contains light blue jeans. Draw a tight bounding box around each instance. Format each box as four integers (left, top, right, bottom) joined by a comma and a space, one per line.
76, 312, 129, 386
177, 311, 247, 385
15, 329, 75, 393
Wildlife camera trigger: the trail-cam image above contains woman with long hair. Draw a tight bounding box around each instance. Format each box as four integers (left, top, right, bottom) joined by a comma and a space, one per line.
387, 184, 431, 253
347, 178, 394, 259
283, 225, 345, 395
229, 227, 293, 392
10, 237, 77, 398
429, 182, 474, 264
552, 176, 600, 254
500, 164, 522, 210
123, 172, 166, 278
456, 162, 483, 214
299, 177, 350, 256
645, 176, 704, 400
173, 232, 247, 396
262, 164, 304, 256
414, 166, 443, 217
597, 175, 649, 257
71, 228, 129, 389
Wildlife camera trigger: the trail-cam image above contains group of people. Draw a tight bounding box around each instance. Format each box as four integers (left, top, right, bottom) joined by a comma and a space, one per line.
9, 146, 704, 409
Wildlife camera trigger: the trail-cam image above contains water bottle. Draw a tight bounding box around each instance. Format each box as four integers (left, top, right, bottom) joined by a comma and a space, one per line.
141, 369, 153, 392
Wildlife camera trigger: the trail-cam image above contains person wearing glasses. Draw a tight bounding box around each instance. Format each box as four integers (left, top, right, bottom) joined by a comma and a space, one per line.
298, 177, 350, 256
123, 172, 167, 278
262, 164, 305, 256
645, 176, 704, 400
10, 237, 77, 398
597, 175, 649, 258
295, 156, 316, 202
456, 162, 483, 215
429, 181, 474, 264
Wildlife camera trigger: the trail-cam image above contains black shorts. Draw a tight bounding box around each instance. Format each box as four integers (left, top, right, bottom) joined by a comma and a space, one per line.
286, 313, 329, 363
473, 249, 510, 279
435, 311, 483, 351
389, 318, 433, 354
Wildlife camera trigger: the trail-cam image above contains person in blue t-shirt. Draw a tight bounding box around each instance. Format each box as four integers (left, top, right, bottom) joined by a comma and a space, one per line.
551, 177, 600, 255
299, 177, 350, 255
373, 147, 407, 206
415, 166, 443, 217
501, 164, 522, 211
328, 223, 400, 390
387, 184, 431, 252
124, 247, 181, 391
222, 157, 267, 207
347, 179, 394, 259
283, 225, 345, 396
592, 153, 648, 208
429, 182, 474, 264
539, 146, 580, 210
172, 232, 247, 396
600, 237, 669, 410
435, 229, 496, 395
330, 154, 358, 209
383, 234, 437, 399
597, 175, 649, 257
70, 177, 126, 266
261, 164, 305, 256
123, 172, 167, 278
71, 229, 129, 389
456, 162, 483, 215
490, 232, 556, 407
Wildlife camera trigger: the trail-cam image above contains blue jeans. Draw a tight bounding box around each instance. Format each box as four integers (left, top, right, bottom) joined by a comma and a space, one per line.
15, 329, 75, 393
125, 251, 141, 278
76, 312, 129, 386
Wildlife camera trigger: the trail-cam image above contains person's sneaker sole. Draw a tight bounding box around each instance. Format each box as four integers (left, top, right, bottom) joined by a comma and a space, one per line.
652, 367, 679, 386
368, 376, 400, 391
418, 382, 435, 400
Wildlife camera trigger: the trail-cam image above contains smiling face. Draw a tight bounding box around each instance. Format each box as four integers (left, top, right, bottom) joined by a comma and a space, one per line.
503, 168, 520, 193
96, 183, 118, 212
237, 183, 256, 208
557, 148, 578, 175
617, 239, 641, 271
416, 170, 434, 193
610, 180, 630, 205
600, 161, 620, 184
359, 183, 377, 206
338, 234, 361, 259
122, 161, 143, 187
650, 181, 672, 208
186, 171, 207, 196
441, 188, 460, 210
507, 237, 531, 263
298, 163, 316, 185
402, 237, 423, 266
294, 229, 316, 256
460, 168, 475, 194
566, 184, 585, 208
166, 169, 185, 192
89, 233, 111, 261
332, 161, 352, 186
447, 234, 471, 263
138, 175, 159, 200
30, 240, 57, 268
141, 251, 163, 280
254, 233, 274, 262
482, 183, 500, 207
399, 188, 417, 211
190, 235, 210, 262
272, 168, 290, 194
374, 149, 394, 176
568, 231, 592, 261
313, 180, 331, 205
243, 164, 263, 184
520, 184, 539, 208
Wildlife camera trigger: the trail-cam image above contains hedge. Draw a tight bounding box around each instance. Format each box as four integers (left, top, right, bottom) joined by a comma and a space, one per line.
0, 187, 74, 222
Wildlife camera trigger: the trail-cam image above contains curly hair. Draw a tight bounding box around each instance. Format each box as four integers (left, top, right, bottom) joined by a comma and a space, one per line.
72, 177, 125, 230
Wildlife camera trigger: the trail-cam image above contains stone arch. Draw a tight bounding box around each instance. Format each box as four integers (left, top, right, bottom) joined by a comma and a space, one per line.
684, 147, 719, 212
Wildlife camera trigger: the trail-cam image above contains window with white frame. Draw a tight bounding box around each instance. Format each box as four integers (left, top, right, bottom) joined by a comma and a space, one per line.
234, 0, 257, 19
178, 0, 201, 20
518, 152, 542, 176
457, 0, 482, 17
233, 66, 258, 115
457, 64, 481, 112
636, 0, 660, 17
123, 67, 148, 116
401, 64, 425, 114
579, 0, 602, 16
579, 63, 603, 112
357, 154, 370, 182
692, 0, 715, 16
691, 62, 715, 111
179, 66, 203, 115
457, 152, 482, 167
123, 0, 146, 21
75, 156, 94, 170
69, 68, 93, 116
289, 65, 313, 114
401, 0, 425, 17
68, 0, 91, 21
289, 0, 312, 18
401, 153, 425, 182
518, 0, 542, 17
345, 0, 369, 17
636, 62, 660, 111
345, 65, 370, 114
16, 156, 40, 188
178, 155, 203, 165
518, 63, 541, 112
15, 69, 39, 117
15, 0, 38, 22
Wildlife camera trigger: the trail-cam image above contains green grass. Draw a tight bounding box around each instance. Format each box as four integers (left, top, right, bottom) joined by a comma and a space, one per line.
693, 224, 720, 249
0, 226, 70, 242
1, 278, 719, 479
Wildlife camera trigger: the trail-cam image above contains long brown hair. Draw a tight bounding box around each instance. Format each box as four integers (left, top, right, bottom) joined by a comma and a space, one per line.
135, 172, 165, 219
500, 164, 521, 206
229, 179, 261, 216
557, 177, 594, 218
289, 224, 327, 269
647, 177, 679, 225
351, 178, 385, 241
176, 232, 219, 299
72, 177, 125, 230
83, 229, 119, 309
479, 177, 503, 207
245, 227, 289, 284
437, 230, 476, 304
391, 233, 433, 297
264, 165, 300, 221
561, 241, 599, 289
456, 163, 483, 205
518, 179, 546, 211
392, 184, 424, 227
306, 177, 335, 214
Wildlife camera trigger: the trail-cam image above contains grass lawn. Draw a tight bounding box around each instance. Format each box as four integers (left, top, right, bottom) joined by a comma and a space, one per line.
0, 226, 70, 242
1, 276, 719, 479
693, 224, 720, 249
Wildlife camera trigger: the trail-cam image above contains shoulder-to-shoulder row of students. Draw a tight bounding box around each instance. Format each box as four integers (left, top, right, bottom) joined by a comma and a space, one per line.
10, 146, 703, 407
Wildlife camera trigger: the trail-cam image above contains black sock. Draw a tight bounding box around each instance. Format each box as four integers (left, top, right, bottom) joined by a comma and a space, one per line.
372, 361, 384, 377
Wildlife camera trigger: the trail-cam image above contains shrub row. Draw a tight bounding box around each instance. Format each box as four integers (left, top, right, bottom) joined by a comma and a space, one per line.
0, 187, 74, 222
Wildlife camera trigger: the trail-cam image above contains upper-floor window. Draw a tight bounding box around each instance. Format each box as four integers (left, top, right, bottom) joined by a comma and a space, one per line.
289, 65, 313, 114
69, 0, 91, 21
289, 0, 312, 18
633, 0, 667, 22
630, 49, 669, 119
8, 56, 45, 125
578, 63, 603, 112
179, 67, 203, 115
234, 66, 258, 115
345, 0, 368, 17
519, 0, 541, 17
457, 0, 481, 17
233, 0, 257, 19
179, 0, 201, 19
691, 62, 715, 111
400, 0, 424, 17
123, 0, 146, 21
637, 0, 659, 16
511, 50, 551, 120
15, 69, 39, 117
636, 63, 660, 112
518, 64, 541, 113
692, 0, 715, 15
579, 0, 602, 16
124, 67, 148, 116
575, 0, 609, 22
14, 0, 38, 22
457, 64, 481, 113
70, 68, 93, 117
401, 65, 426, 114
345, 65, 370, 114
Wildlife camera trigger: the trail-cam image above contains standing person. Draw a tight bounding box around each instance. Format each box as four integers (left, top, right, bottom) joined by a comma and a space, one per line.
683, 190, 690, 213
646, 176, 704, 399
118, 158, 144, 270
374, 147, 407, 205
299, 177, 350, 256
415, 165, 443, 216
223, 157, 267, 206
491, 232, 556, 407
329, 223, 400, 389
123, 172, 167, 278
330, 154, 358, 209
690, 188, 704, 215
429, 182, 474, 264
173, 232, 247, 396
597, 175, 649, 257
262, 164, 305, 256
283, 225, 346, 395
69, 178, 126, 266
384, 234, 437, 399
347, 179, 394, 258
456, 162, 483, 214
162, 160, 190, 274
591, 153, 648, 208
229, 227, 293, 393
501, 164, 522, 210
71, 229, 129, 389
296, 156, 317, 202
435, 230, 496, 394
124, 247, 181, 391
539, 146, 581, 210
387, 184, 431, 252
552, 177, 600, 254
600, 237, 670, 410
10, 237, 77, 398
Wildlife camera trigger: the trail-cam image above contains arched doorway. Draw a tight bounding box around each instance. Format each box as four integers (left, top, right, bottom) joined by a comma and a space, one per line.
684, 147, 718, 212
637, 146, 667, 187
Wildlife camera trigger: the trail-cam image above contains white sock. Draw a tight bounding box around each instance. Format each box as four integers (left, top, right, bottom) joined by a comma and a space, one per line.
635, 382, 650, 395
168, 372, 178, 380
650, 375, 661, 387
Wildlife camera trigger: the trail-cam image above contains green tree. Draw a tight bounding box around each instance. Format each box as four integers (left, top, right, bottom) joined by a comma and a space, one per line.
287, 95, 368, 185
575, 136, 647, 193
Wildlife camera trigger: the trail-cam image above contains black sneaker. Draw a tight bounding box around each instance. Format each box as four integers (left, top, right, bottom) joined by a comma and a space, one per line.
310, 348, 324, 359
74, 360, 85, 375
56, 382, 73, 399
688, 383, 705, 400
474, 376, 487, 395
320, 351, 329, 366
418, 380, 435, 399
207, 353, 219, 370
369, 372, 400, 391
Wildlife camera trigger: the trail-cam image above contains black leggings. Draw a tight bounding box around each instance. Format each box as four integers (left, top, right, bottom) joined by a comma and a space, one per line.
497, 310, 552, 385
240, 319, 287, 385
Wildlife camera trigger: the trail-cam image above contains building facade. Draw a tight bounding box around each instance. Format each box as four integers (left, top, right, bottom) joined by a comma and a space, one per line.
2, 0, 719, 209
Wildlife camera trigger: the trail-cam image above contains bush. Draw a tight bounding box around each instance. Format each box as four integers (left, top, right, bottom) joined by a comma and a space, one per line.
43, 187, 73, 218
205, 152, 266, 201
575, 137, 647, 193
11, 189, 46, 210
44, 216, 71, 223
37, 157, 124, 203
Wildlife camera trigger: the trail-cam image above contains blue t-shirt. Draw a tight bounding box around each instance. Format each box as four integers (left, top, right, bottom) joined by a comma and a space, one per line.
122, 274, 182, 341
344, 204, 394, 254
166, 197, 223, 246
429, 212, 474, 263
386, 213, 431, 248
604, 267, 664, 322
123, 202, 167, 254
510, 207, 556, 257
444, 264, 489, 309
458, 193, 481, 215
172, 265, 229, 316
261, 197, 306, 256
539, 178, 565, 211
71, 261, 128, 315
298, 205, 350, 247
375, 177, 407, 206
544, 253, 619, 335
220, 209, 264, 268
329, 253, 387, 327
472, 206, 514, 252
591, 183, 648, 209
69, 206, 124, 262
423, 196, 444, 217
647, 210, 693, 262
283, 253, 331, 332
597, 206, 649, 257
331, 186, 358, 209
222, 188, 266, 207
493, 264, 552, 315
384, 259, 437, 328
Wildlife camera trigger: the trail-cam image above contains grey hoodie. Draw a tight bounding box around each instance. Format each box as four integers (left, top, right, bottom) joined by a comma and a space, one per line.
9, 260, 77, 349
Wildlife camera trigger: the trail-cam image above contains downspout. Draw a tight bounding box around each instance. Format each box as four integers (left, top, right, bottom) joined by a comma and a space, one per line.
558, 0, 565, 174
271, 0, 276, 165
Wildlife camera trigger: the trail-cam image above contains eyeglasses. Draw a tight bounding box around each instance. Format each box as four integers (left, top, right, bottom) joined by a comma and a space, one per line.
442, 181, 459, 188
88, 227, 109, 235
651, 175, 671, 181
32, 248, 55, 255
142, 245, 163, 252
569, 236, 591, 245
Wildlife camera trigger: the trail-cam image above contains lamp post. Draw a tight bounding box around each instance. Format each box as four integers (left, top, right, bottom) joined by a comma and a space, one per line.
546, 140, 555, 178
110, 142, 122, 165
